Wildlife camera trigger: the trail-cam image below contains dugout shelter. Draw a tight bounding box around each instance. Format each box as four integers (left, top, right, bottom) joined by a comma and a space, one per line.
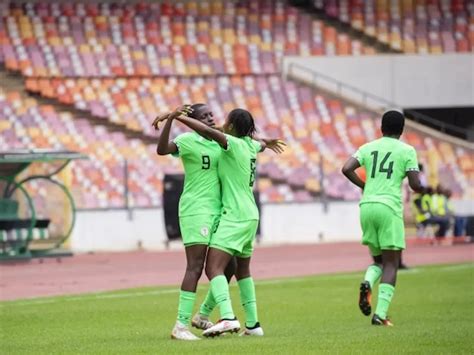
0, 149, 86, 261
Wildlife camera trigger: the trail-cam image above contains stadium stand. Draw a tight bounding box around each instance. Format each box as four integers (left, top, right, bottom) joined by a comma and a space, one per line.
9, 74, 474, 204
0, 0, 377, 78
1, 0, 473, 209
313, 0, 473, 53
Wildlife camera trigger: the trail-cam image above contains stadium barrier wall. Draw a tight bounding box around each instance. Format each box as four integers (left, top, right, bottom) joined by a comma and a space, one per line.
70, 199, 473, 252
283, 54, 473, 108
70, 201, 362, 252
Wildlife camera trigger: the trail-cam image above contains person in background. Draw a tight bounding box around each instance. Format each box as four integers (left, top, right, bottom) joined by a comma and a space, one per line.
418, 163, 428, 187
444, 188, 468, 238
432, 185, 450, 238
414, 186, 449, 238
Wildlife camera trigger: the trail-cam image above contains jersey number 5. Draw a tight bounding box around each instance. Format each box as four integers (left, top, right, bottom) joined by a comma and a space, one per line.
370, 151, 394, 179
202, 155, 210, 170
249, 158, 257, 187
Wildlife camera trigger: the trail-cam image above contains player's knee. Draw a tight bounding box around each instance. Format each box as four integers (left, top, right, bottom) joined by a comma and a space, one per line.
205, 263, 218, 280
186, 261, 204, 280
373, 255, 383, 265
374, 262, 383, 269
235, 266, 251, 280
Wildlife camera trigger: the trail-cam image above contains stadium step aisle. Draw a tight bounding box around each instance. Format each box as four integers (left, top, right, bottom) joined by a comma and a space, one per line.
313, 0, 473, 53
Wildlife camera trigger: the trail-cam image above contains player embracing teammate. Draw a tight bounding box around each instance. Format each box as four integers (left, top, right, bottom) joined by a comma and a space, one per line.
154, 105, 284, 339
342, 111, 422, 326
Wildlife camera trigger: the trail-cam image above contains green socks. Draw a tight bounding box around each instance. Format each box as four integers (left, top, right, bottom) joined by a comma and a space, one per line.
210, 275, 235, 320
199, 288, 217, 317
177, 290, 196, 326
238, 277, 258, 328
364, 264, 382, 289
375, 283, 395, 320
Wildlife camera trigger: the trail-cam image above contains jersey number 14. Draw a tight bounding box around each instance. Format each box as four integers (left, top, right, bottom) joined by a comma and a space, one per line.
370, 151, 394, 179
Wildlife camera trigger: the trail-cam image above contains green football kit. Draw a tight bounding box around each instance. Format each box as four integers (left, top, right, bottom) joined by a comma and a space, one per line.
206, 134, 262, 329
210, 134, 261, 258
173, 132, 222, 247
353, 137, 419, 256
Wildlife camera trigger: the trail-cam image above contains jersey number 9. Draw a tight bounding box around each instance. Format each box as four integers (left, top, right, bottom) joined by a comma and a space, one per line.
202, 155, 210, 170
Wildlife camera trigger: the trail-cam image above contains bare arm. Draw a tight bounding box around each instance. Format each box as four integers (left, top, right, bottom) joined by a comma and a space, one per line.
152, 113, 170, 131
406, 171, 423, 193
155, 105, 193, 155
156, 117, 178, 156
254, 138, 286, 154
341, 157, 365, 190
175, 115, 228, 149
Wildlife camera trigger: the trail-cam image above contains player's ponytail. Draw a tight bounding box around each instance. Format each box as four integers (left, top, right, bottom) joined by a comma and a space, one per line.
228, 108, 257, 138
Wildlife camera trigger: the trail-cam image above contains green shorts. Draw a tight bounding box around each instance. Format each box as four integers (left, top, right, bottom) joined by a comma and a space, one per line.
360, 203, 405, 256
179, 215, 220, 247
209, 219, 259, 258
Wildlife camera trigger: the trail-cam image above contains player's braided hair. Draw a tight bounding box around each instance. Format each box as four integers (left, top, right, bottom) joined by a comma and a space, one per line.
228, 108, 257, 138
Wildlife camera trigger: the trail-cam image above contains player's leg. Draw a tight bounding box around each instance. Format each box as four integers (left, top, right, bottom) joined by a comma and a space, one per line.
193, 215, 236, 329
372, 249, 400, 326
236, 255, 263, 336
193, 257, 236, 330
233, 220, 262, 336
172, 215, 214, 340
359, 204, 382, 316
172, 243, 207, 340
202, 219, 252, 337
372, 206, 404, 326
360, 253, 382, 316
202, 247, 239, 337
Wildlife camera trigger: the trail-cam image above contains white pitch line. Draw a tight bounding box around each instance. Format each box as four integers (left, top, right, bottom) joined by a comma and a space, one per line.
1, 264, 468, 308
439, 263, 474, 272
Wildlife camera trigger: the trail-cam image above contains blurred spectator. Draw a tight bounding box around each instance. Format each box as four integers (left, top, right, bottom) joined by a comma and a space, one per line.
444, 189, 468, 237
412, 186, 449, 237
418, 163, 428, 187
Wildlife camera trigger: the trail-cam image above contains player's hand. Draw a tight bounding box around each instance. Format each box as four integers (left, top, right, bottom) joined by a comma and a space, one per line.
152, 113, 170, 130
152, 105, 193, 130
169, 105, 193, 120
264, 139, 286, 154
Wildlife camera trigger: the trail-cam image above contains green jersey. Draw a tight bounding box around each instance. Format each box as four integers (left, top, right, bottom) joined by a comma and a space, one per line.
218, 135, 261, 221
353, 137, 419, 217
173, 132, 222, 217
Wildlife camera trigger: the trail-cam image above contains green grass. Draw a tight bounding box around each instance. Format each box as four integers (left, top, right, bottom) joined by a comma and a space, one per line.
1, 264, 473, 354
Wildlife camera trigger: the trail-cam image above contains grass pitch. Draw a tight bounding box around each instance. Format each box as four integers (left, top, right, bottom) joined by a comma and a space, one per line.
1, 264, 473, 354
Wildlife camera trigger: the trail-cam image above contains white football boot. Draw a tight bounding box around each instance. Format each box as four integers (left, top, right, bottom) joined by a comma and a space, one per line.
202, 318, 240, 337
239, 322, 264, 336
170, 321, 200, 340
191, 313, 214, 330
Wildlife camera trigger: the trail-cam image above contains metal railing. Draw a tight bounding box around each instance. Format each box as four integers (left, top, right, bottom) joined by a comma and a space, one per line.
404, 109, 470, 139
285, 62, 472, 141
286, 62, 397, 111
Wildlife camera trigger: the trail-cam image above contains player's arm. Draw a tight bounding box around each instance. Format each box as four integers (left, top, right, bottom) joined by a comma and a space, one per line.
406, 171, 423, 193
175, 115, 228, 149
156, 117, 178, 155
405, 148, 423, 193
341, 157, 365, 190
156, 106, 193, 155
152, 113, 170, 131
254, 137, 286, 154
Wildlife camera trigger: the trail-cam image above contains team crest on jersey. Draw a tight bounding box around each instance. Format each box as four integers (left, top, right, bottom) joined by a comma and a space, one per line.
200, 226, 209, 237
